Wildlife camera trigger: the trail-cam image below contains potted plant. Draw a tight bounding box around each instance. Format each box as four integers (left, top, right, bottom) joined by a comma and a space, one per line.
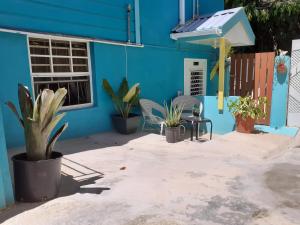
164, 101, 185, 143
276, 49, 288, 74
7, 84, 68, 202
228, 96, 267, 133
102, 78, 141, 134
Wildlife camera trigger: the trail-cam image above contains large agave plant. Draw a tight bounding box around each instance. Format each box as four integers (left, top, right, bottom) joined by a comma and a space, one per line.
102, 78, 140, 118
7, 84, 68, 161
164, 101, 184, 127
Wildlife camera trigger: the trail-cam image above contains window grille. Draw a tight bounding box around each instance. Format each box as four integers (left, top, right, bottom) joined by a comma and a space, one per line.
28, 37, 93, 109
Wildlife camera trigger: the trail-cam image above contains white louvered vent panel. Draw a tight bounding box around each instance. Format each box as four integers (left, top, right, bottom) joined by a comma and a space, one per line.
184, 59, 207, 96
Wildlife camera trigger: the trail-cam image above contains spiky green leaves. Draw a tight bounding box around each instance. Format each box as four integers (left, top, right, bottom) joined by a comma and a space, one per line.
164, 101, 184, 128
6, 84, 68, 160
102, 78, 140, 118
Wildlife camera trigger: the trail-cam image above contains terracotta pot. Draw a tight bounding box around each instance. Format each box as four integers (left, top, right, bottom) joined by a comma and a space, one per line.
277, 63, 286, 74
235, 115, 255, 133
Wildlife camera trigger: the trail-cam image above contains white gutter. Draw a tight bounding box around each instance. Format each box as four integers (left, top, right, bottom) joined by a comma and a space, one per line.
170, 28, 222, 40
0, 27, 144, 48
179, 0, 185, 25
134, 0, 141, 45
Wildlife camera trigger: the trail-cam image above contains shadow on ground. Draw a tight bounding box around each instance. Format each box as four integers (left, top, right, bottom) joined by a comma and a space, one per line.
265, 163, 300, 209
0, 157, 108, 224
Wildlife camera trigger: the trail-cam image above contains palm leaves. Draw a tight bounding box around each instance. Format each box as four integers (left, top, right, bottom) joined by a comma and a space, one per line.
7, 84, 68, 161
102, 78, 140, 118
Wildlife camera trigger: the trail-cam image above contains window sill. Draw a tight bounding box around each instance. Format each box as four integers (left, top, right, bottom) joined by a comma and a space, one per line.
61, 103, 94, 112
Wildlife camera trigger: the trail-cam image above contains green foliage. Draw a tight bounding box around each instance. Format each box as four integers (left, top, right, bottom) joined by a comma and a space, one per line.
164, 101, 184, 127
7, 84, 68, 161
228, 96, 268, 120
225, 0, 300, 52
102, 78, 140, 118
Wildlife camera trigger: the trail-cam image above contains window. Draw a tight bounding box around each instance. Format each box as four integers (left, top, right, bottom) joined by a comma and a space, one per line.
184, 59, 207, 96
28, 36, 93, 109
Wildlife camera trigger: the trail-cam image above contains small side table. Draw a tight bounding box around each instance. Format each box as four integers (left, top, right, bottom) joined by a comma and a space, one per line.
181, 115, 213, 141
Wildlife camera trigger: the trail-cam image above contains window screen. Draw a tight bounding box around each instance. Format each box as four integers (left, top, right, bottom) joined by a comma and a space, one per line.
28, 37, 92, 108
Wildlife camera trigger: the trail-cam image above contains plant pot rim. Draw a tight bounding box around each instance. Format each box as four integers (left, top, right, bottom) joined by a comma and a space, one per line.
111, 113, 140, 118
235, 114, 255, 120
165, 126, 180, 129
12, 151, 63, 163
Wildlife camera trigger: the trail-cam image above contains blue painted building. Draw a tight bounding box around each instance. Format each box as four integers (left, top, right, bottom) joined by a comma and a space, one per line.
0, 0, 230, 149
0, 0, 262, 208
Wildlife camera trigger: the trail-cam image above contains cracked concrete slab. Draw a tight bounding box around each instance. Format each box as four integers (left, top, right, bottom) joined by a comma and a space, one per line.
0, 131, 299, 225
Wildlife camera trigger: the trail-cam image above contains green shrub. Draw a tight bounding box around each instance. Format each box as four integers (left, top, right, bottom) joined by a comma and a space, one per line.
228, 96, 267, 120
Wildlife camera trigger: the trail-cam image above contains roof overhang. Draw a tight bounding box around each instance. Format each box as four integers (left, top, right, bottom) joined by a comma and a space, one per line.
170, 7, 255, 47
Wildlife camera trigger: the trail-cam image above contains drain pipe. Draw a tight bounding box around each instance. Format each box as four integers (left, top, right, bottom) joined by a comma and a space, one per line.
193, 0, 196, 19
196, 0, 200, 17
134, 0, 141, 44
179, 0, 185, 25
127, 4, 131, 43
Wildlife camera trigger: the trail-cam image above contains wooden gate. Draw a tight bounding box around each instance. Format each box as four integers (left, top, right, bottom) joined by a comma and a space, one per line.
230, 52, 275, 125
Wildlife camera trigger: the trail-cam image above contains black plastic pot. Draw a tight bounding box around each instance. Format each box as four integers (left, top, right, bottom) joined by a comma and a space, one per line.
12, 151, 63, 202
111, 113, 141, 134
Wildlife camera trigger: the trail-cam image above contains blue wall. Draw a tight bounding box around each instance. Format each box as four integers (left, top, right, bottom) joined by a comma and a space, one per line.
0, 0, 224, 148
0, 108, 14, 208
270, 56, 291, 128
203, 96, 236, 134
0, 0, 136, 42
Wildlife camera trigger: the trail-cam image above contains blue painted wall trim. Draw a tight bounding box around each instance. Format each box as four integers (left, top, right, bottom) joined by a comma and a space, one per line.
194, 96, 236, 134
270, 56, 291, 128
255, 125, 299, 137
222, 8, 255, 44
203, 96, 237, 134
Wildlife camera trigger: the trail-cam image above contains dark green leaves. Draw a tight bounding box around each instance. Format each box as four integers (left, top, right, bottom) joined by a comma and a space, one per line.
225, 0, 300, 52
102, 78, 140, 118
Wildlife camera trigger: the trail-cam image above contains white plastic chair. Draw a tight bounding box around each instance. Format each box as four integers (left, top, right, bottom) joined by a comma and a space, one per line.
173, 95, 203, 116
139, 99, 166, 135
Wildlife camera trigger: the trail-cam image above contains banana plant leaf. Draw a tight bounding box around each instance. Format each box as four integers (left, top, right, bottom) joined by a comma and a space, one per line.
6, 101, 24, 127
123, 83, 140, 102
46, 123, 68, 158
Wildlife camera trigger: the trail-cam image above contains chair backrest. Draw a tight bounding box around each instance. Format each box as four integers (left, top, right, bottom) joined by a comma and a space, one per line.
173, 95, 203, 115
139, 99, 166, 119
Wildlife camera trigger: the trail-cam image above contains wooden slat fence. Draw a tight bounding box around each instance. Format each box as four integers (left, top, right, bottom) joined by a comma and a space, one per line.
230, 52, 275, 125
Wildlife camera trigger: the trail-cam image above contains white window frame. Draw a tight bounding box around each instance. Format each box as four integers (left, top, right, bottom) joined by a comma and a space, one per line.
184, 58, 207, 96
27, 34, 94, 110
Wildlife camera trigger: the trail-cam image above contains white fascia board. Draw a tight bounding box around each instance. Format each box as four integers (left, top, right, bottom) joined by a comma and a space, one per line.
170, 28, 222, 40
0, 27, 144, 48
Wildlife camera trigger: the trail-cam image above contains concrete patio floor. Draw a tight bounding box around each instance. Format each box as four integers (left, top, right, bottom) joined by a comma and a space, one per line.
1, 131, 300, 225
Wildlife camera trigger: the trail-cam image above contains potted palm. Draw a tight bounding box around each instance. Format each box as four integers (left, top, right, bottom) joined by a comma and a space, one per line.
228, 96, 267, 133
164, 101, 185, 143
102, 78, 141, 134
7, 84, 68, 202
